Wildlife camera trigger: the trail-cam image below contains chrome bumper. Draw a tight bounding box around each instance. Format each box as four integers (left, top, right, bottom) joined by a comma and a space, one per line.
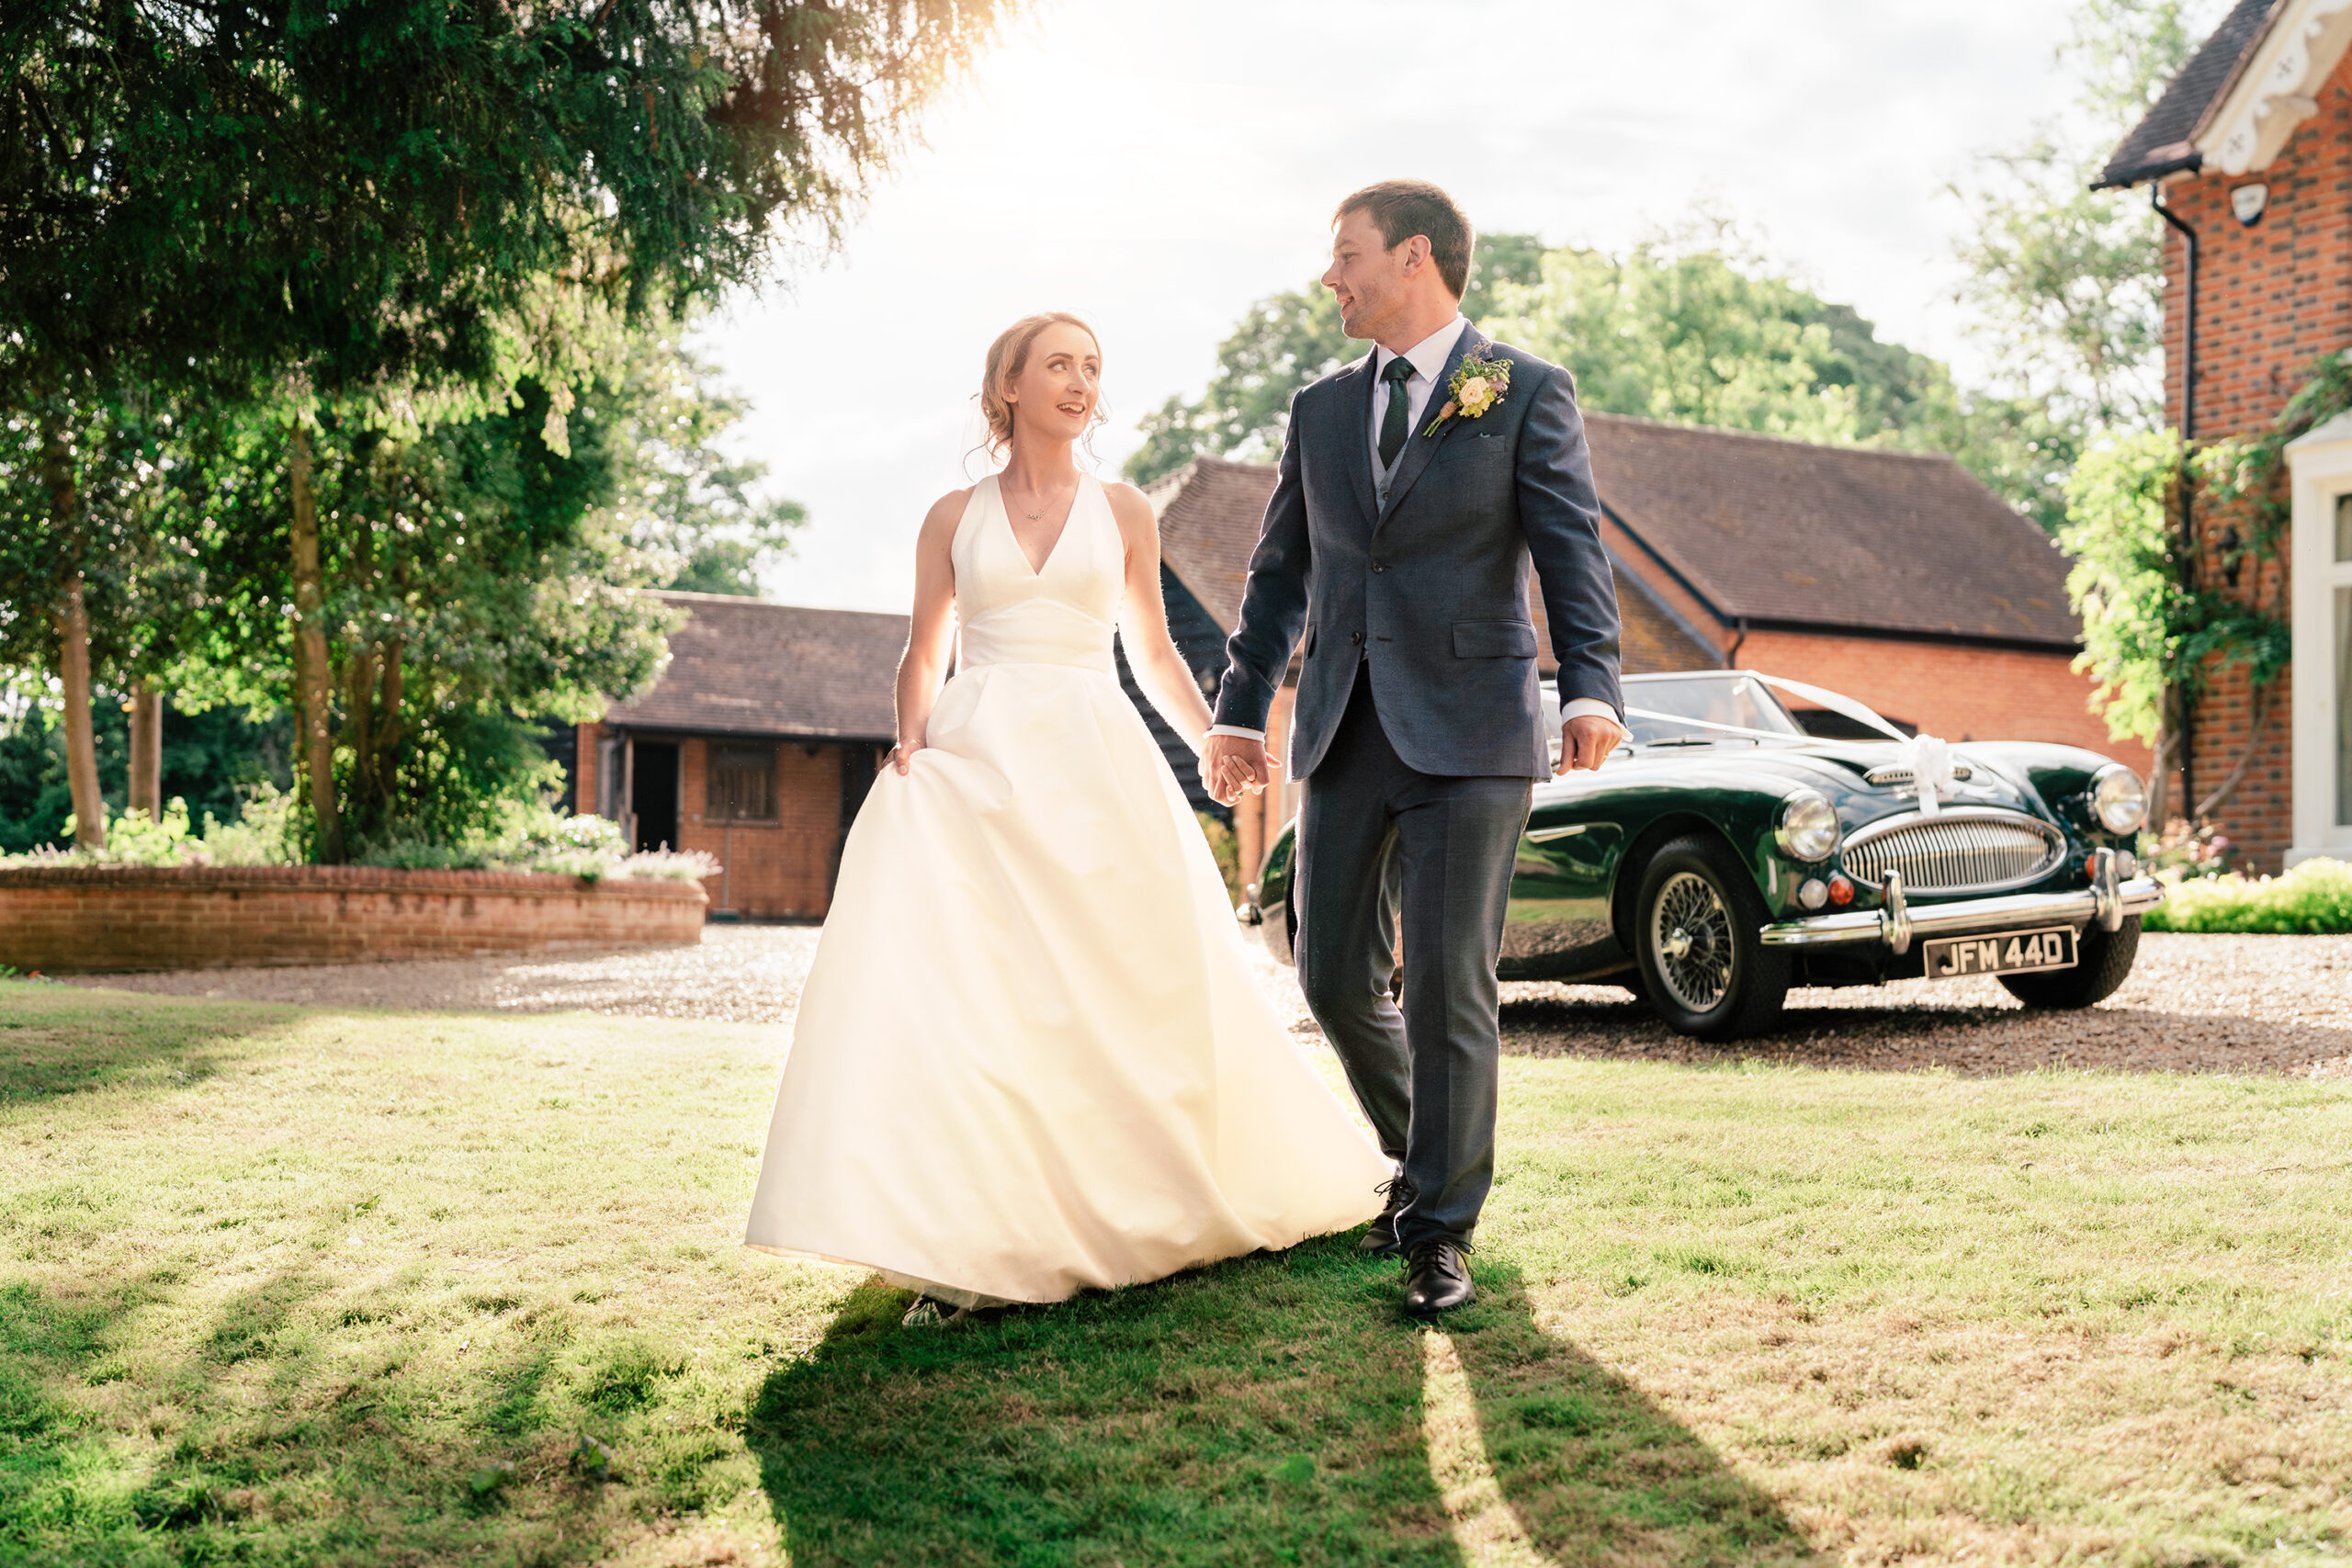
1759, 851, 2163, 953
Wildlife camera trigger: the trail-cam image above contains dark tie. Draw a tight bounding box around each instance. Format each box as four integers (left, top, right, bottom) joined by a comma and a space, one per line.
1377, 355, 1415, 469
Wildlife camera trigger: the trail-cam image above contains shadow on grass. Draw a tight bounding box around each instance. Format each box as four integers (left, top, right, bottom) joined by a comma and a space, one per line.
1447, 1268, 1818, 1565
0, 1264, 634, 1562
0, 981, 295, 1106
746, 1238, 1818, 1566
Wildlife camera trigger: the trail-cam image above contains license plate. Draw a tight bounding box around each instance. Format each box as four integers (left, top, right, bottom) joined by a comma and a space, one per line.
1922, 927, 2077, 981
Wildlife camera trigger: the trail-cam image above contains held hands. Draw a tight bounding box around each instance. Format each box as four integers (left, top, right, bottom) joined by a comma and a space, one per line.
1204, 719, 1614, 792
1202, 732, 1279, 807
1556, 714, 1628, 775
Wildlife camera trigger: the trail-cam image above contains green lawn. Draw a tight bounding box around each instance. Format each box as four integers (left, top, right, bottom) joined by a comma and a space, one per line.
0, 981, 2346, 1566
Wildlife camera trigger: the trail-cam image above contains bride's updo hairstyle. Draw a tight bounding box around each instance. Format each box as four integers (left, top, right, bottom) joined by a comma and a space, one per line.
979, 311, 1105, 460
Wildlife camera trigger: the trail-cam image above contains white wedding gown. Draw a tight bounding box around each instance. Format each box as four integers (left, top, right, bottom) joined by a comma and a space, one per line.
743, 475, 1389, 1307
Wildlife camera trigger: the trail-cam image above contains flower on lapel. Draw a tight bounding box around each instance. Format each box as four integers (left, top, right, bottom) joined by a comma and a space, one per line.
1422, 353, 1512, 437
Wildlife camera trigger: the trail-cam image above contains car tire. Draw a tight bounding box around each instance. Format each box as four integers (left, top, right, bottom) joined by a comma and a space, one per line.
1997, 917, 2140, 1010
1633, 833, 1792, 1042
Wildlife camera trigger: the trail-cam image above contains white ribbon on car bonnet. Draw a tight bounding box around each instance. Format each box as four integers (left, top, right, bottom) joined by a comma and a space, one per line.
1894, 733, 1957, 815
1747, 674, 1961, 814
1619, 672, 1961, 812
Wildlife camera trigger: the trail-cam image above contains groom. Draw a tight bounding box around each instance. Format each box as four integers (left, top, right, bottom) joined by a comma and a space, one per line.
1204, 180, 1626, 1318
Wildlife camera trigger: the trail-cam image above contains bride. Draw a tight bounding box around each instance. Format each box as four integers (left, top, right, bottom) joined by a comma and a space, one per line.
743, 312, 1390, 1319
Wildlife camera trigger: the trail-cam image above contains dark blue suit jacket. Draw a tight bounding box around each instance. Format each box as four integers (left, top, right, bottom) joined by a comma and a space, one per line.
1210, 323, 1624, 781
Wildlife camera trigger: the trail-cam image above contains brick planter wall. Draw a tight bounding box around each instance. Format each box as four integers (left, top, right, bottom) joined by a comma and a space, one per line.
0, 864, 707, 975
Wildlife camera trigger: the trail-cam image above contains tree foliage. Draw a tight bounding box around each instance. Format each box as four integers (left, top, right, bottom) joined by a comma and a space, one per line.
601, 340, 808, 597
2060, 413, 2297, 822
1125, 233, 1548, 487
1950, 0, 2222, 441
2060, 431, 2187, 750
135, 336, 793, 852
1125, 221, 2062, 522
5, 0, 1010, 400
1, 0, 990, 857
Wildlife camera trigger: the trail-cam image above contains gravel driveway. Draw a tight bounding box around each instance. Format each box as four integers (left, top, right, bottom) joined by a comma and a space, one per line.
68, 924, 2352, 1079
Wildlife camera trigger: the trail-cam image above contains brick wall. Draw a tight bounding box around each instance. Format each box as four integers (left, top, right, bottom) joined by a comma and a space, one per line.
573, 725, 885, 919
1590, 513, 2143, 774
2155, 46, 2352, 867
1733, 629, 2154, 774
0, 864, 706, 975
676, 737, 871, 919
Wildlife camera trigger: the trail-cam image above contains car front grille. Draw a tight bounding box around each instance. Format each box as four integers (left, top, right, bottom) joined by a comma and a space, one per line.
1839, 810, 2065, 895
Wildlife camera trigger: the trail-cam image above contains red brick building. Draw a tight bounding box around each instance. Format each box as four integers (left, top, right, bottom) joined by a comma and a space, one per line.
2098, 0, 2352, 870
1149, 418, 2147, 881
575, 592, 900, 919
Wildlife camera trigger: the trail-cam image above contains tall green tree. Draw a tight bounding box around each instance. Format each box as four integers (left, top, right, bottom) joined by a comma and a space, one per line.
0, 376, 189, 846
1487, 236, 1943, 446
141, 331, 808, 855
1950, 0, 2223, 440
600, 341, 808, 597
4, 0, 1003, 857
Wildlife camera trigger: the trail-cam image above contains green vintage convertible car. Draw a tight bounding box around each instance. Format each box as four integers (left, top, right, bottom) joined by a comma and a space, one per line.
1240, 670, 2165, 1041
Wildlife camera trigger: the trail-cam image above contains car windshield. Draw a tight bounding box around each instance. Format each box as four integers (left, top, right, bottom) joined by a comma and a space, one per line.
1621, 675, 1805, 746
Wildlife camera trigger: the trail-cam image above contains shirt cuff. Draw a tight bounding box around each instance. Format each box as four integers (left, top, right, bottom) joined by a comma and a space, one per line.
1562, 698, 1630, 738
1206, 725, 1266, 741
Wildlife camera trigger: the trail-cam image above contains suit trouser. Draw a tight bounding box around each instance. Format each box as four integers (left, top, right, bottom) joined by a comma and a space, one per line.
1292, 663, 1533, 1251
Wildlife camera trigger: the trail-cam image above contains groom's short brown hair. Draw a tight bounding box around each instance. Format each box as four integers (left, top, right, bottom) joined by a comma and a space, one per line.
1334, 180, 1474, 298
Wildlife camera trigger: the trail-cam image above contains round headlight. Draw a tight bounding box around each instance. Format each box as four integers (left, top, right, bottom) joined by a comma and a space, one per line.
1777, 791, 1840, 862
2090, 764, 2147, 834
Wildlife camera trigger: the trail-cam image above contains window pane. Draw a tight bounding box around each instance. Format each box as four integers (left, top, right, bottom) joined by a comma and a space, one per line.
2339, 588, 2352, 827
2338, 493, 2352, 562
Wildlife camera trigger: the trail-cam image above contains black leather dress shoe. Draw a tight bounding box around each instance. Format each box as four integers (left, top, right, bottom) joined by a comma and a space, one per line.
1358, 1175, 1415, 1257
1401, 1237, 1476, 1318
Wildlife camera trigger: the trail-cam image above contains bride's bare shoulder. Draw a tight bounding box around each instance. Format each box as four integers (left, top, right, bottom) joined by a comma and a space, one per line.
917, 485, 979, 545
1100, 479, 1157, 535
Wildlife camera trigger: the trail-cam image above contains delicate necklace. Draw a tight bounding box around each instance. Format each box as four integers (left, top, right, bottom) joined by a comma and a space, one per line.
1008, 475, 1072, 522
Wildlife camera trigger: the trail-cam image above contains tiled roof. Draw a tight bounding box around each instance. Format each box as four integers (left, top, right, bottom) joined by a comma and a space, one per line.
1147, 457, 1285, 633
1583, 414, 2078, 647
602, 592, 906, 739
2098, 0, 2279, 186
1147, 419, 2079, 655
1148, 456, 1718, 675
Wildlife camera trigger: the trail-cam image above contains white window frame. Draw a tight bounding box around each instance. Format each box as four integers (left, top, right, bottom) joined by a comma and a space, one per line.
2284, 410, 2352, 864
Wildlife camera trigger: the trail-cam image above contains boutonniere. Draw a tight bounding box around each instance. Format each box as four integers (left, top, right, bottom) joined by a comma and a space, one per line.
1422, 352, 1511, 437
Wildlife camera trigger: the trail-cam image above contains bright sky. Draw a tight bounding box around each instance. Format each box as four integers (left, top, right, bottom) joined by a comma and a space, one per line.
706, 0, 2098, 615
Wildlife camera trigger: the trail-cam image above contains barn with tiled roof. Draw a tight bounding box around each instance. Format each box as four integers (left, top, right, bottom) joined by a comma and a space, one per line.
574, 592, 905, 919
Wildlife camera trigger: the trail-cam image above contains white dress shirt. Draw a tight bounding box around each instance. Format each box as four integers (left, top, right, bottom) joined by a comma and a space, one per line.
1208, 314, 1624, 747
1370, 316, 1472, 502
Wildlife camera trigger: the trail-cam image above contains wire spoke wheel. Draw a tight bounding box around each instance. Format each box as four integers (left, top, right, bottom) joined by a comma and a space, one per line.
1634, 834, 1792, 1042
1649, 870, 1734, 1014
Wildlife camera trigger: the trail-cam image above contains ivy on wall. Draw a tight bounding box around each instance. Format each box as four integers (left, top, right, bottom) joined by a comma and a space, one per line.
2061, 353, 2346, 825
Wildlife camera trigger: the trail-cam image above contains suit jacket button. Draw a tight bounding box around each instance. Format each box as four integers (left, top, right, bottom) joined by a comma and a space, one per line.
1350, 630, 1364, 645
1370, 561, 1385, 573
